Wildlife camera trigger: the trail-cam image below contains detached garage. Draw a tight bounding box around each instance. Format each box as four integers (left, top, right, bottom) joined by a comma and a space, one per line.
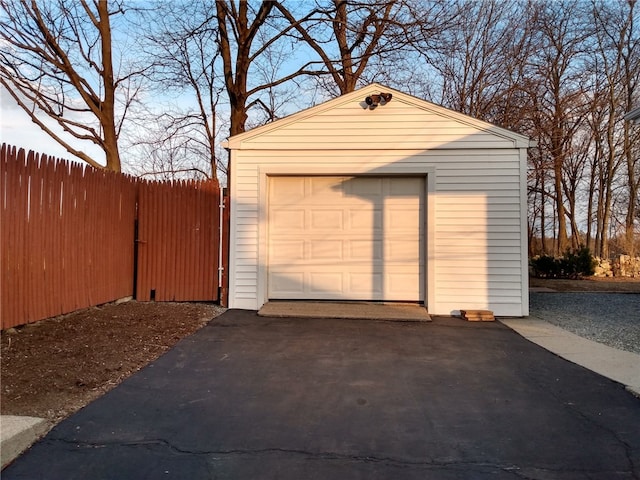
224, 83, 530, 316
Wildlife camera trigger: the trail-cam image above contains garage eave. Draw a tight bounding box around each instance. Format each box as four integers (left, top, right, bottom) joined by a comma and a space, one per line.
625, 106, 640, 122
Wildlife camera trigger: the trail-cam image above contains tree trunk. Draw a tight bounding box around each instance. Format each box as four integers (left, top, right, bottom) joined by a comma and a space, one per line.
553, 152, 569, 253
540, 175, 547, 255
97, 0, 121, 172
624, 124, 638, 257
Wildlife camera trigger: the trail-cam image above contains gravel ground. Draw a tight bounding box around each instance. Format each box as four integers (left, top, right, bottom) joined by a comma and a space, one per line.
529, 292, 640, 355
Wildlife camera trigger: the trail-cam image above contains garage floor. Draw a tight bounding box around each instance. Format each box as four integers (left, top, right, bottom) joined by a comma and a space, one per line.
258, 301, 431, 321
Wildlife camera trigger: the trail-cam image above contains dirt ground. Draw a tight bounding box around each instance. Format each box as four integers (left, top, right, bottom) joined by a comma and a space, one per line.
1, 301, 224, 423
529, 275, 640, 292
1, 276, 639, 424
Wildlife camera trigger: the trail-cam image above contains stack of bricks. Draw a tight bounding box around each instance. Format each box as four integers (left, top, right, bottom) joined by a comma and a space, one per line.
460, 310, 495, 322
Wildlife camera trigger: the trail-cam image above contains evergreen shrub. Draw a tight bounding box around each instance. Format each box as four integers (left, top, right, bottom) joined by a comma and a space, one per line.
530, 246, 596, 279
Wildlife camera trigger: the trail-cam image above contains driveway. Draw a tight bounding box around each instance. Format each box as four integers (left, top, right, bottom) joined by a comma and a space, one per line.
3, 310, 640, 479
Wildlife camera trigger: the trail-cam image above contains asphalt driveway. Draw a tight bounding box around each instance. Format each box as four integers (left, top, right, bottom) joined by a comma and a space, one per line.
4, 310, 640, 479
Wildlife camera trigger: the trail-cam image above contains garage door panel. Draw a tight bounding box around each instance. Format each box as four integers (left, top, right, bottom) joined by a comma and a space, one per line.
310, 209, 344, 229
270, 177, 306, 203
310, 177, 344, 195
270, 272, 305, 295
388, 177, 422, 195
270, 240, 305, 261
310, 240, 343, 260
308, 272, 343, 294
388, 272, 421, 295
349, 209, 382, 230
272, 238, 414, 265
349, 272, 383, 295
271, 210, 304, 231
270, 268, 420, 300
388, 239, 419, 262
348, 239, 381, 260
387, 209, 421, 230
268, 176, 424, 301
348, 177, 383, 196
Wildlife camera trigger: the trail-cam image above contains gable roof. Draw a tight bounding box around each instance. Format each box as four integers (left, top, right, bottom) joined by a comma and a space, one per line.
223, 83, 530, 149
625, 106, 640, 122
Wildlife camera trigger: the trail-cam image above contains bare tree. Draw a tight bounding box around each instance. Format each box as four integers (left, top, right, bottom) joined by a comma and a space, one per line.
215, 0, 269, 136
583, 89, 608, 253
405, 1, 550, 253
420, 0, 531, 122
131, 1, 325, 182
527, 143, 553, 255
246, 24, 307, 128
527, 0, 592, 254
216, 1, 284, 136
587, 0, 640, 257
562, 129, 590, 249
275, 0, 416, 96
138, 0, 225, 180
0, 0, 146, 171
612, 1, 640, 257
405, 0, 640, 259
208, 0, 341, 139
127, 126, 213, 181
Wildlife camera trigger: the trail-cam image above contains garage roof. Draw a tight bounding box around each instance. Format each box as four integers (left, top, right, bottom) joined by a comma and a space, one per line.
625, 106, 640, 123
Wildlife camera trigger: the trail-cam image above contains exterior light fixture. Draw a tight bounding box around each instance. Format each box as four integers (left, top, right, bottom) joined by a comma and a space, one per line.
365, 92, 393, 109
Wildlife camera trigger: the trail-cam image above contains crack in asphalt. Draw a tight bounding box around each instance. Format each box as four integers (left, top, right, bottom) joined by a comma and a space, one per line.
565, 406, 640, 479
517, 363, 640, 479
536, 377, 639, 479
46, 437, 636, 478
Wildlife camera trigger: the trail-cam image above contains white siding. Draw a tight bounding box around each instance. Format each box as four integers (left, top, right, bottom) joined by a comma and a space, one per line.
228, 84, 529, 316
231, 98, 522, 151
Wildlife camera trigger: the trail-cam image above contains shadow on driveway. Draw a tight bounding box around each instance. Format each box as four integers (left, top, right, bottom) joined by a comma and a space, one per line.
3, 310, 640, 479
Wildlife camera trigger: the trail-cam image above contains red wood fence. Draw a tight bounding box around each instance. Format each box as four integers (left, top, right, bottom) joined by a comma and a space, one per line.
1, 144, 222, 330
136, 179, 220, 302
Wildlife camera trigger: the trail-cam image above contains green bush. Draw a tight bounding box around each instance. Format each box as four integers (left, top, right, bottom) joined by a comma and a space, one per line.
530, 254, 561, 278
563, 246, 596, 277
530, 246, 596, 279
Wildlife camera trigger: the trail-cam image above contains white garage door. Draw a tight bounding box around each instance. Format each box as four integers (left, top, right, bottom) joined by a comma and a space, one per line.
268, 176, 424, 301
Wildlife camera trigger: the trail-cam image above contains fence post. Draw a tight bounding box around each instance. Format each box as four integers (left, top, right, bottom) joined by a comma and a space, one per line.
219, 191, 230, 307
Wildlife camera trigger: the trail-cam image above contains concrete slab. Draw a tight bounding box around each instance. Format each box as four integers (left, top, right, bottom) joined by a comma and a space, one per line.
529, 287, 556, 292
1, 415, 50, 468
502, 316, 640, 397
258, 301, 431, 321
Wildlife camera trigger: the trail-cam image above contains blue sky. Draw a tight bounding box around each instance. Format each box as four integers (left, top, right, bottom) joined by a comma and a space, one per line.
0, 85, 103, 165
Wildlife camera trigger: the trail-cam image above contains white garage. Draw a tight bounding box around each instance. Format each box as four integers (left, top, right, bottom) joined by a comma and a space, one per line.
224, 83, 530, 316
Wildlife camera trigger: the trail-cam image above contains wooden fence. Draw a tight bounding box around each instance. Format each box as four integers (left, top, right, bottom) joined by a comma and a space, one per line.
136, 178, 220, 302
1, 144, 222, 330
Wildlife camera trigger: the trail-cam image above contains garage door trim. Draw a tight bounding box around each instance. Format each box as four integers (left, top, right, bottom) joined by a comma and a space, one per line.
256, 165, 436, 309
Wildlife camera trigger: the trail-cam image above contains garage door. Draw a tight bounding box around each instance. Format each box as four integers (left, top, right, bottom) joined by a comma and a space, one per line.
268, 176, 424, 301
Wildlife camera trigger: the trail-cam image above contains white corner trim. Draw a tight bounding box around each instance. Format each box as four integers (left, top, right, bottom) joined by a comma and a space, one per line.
519, 147, 529, 316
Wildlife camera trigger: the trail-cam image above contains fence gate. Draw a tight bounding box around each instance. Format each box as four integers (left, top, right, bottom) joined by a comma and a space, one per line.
135, 179, 220, 302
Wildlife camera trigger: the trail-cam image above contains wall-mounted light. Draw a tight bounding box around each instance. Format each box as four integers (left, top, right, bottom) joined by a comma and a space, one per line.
365, 94, 381, 106
365, 92, 393, 109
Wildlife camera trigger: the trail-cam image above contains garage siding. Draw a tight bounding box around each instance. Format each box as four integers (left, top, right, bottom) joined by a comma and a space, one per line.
231, 152, 524, 315
237, 100, 517, 151
227, 86, 529, 316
